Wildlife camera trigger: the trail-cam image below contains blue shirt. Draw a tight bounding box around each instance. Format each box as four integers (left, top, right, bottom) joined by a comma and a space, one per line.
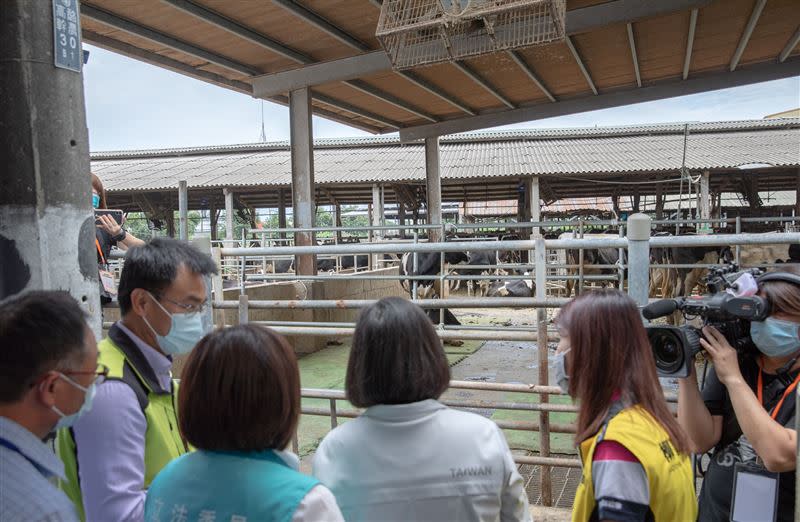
0, 417, 78, 521
145, 449, 320, 522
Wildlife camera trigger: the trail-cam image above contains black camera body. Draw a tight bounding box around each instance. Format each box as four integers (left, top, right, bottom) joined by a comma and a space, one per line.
645, 266, 769, 377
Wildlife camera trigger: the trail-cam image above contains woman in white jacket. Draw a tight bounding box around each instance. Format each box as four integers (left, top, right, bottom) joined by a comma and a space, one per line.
313, 297, 531, 522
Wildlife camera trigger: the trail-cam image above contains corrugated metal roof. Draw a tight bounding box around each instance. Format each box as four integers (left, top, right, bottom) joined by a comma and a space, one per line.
91, 119, 800, 192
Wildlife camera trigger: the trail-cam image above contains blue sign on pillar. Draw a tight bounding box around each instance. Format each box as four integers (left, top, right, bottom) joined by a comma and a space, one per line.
53, 0, 82, 73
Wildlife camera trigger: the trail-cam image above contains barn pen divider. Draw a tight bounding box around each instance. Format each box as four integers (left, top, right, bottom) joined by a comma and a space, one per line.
103, 215, 800, 507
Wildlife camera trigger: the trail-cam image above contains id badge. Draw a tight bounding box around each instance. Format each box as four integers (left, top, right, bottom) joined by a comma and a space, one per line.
730, 463, 779, 522
99, 269, 117, 296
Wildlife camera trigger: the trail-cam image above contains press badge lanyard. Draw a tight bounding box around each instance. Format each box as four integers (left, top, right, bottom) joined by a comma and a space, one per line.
95, 238, 107, 266
0, 437, 42, 472
756, 360, 800, 421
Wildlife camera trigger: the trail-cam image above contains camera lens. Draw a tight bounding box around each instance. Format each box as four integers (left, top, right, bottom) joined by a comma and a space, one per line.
648, 329, 685, 374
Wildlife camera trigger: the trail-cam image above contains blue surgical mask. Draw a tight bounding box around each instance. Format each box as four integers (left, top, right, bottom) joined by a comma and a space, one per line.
143, 292, 206, 355
750, 317, 800, 358
555, 349, 571, 394
51, 375, 96, 430
92, 194, 100, 209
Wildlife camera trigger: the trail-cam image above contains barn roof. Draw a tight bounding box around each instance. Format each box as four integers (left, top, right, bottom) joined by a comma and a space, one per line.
93, 118, 800, 207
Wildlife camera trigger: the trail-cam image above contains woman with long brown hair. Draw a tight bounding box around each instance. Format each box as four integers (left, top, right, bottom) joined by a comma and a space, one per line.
555, 289, 695, 522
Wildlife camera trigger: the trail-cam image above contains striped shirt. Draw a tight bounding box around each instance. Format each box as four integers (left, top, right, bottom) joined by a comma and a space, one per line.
0, 417, 78, 522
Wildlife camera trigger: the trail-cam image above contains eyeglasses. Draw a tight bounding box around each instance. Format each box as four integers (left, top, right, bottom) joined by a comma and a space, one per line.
155, 294, 208, 314
62, 363, 110, 386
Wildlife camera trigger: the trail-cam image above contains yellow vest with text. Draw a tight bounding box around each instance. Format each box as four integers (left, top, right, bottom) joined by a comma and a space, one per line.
572, 405, 696, 522
56, 325, 188, 521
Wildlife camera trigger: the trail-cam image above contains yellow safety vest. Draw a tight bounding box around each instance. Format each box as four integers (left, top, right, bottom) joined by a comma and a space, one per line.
57, 324, 188, 521
572, 405, 696, 522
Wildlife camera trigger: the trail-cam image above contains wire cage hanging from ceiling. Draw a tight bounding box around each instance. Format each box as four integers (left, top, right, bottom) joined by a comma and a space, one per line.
376, 0, 567, 70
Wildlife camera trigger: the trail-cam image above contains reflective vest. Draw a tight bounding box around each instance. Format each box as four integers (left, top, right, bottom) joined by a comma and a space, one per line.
572, 405, 696, 522
57, 324, 188, 521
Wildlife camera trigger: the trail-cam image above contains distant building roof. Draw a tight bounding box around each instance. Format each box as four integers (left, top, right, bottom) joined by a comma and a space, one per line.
765, 108, 800, 119
92, 118, 800, 194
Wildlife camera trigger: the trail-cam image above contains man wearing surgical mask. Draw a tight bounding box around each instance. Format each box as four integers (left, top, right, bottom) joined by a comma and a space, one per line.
57, 238, 217, 522
678, 266, 800, 522
0, 291, 100, 521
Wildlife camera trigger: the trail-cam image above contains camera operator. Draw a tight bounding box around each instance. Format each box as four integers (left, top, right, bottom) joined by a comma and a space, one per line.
678, 266, 800, 521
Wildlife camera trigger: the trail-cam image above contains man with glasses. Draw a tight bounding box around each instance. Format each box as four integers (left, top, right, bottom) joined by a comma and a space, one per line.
0, 291, 101, 521
57, 238, 217, 521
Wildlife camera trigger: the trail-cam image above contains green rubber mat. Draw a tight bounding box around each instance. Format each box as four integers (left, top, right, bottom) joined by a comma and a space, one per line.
491, 392, 577, 455
296, 339, 485, 457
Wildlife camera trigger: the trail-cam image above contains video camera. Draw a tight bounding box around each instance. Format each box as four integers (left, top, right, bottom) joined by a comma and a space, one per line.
644, 265, 769, 377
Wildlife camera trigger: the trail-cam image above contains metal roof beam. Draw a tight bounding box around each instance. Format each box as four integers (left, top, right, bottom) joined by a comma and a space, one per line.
344, 80, 438, 122
567, 0, 711, 35
683, 8, 698, 79
160, 0, 311, 64
271, 0, 371, 52
83, 30, 253, 95
81, 4, 260, 77
309, 92, 403, 130
565, 36, 598, 95
395, 72, 477, 116
507, 51, 556, 103
778, 26, 800, 63
626, 23, 642, 87
268, 0, 438, 122
398, 57, 800, 142
451, 62, 515, 109
730, 0, 767, 72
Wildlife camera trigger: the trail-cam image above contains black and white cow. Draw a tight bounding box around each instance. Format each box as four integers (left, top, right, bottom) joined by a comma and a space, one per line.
486, 278, 533, 298
400, 251, 469, 299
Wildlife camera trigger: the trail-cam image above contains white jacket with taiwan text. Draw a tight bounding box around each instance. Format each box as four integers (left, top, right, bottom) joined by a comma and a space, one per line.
312, 399, 532, 522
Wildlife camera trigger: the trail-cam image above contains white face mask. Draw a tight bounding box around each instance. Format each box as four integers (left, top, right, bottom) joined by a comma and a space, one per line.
50, 374, 96, 430
142, 292, 207, 355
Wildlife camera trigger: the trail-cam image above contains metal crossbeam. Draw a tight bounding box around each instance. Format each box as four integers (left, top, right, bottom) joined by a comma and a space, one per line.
627, 23, 642, 87
160, 0, 310, 63
779, 26, 800, 63
451, 62, 515, 109
271, 0, 370, 51
345, 80, 438, 122
82, 4, 259, 76
565, 36, 598, 95
507, 51, 556, 103
399, 57, 800, 141
683, 8, 698, 79
730, 0, 767, 72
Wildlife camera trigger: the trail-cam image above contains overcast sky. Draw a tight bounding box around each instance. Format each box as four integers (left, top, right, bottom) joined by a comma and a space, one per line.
82, 44, 800, 152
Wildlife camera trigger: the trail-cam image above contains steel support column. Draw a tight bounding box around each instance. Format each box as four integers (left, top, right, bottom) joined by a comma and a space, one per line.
627, 213, 651, 307
528, 176, 542, 237
289, 87, 316, 275
224, 187, 235, 246
278, 188, 287, 241
795, 170, 800, 219
0, 0, 100, 333
700, 170, 711, 222
371, 184, 382, 268
178, 180, 188, 240
425, 137, 443, 242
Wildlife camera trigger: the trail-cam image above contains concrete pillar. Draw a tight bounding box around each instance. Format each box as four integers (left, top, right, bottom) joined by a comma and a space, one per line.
398, 201, 406, 239
209, 201, 218, 241
425, 137, 442, 242
334, 203, 342, 243
700, 170, 711, 232
278, 188, 287, 242
655, 181, 664, 221
0, 0, 100, 333
224, 187, 234, 246
178, 180, 188, 240
289, 88, 316, 275
166, 212, 175, 238
626, 213, 652, 307
527, 176, 541, 237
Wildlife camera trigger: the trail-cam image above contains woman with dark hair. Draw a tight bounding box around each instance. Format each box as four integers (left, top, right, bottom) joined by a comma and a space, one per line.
679, 267, 800, 522
313, 297, 531, 521
144, 325, 344, 522
556, 289, 696, 522
92, 173, 144, 261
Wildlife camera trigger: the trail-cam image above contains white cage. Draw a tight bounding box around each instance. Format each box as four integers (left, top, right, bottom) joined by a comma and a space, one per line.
376, 0, 567, 70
